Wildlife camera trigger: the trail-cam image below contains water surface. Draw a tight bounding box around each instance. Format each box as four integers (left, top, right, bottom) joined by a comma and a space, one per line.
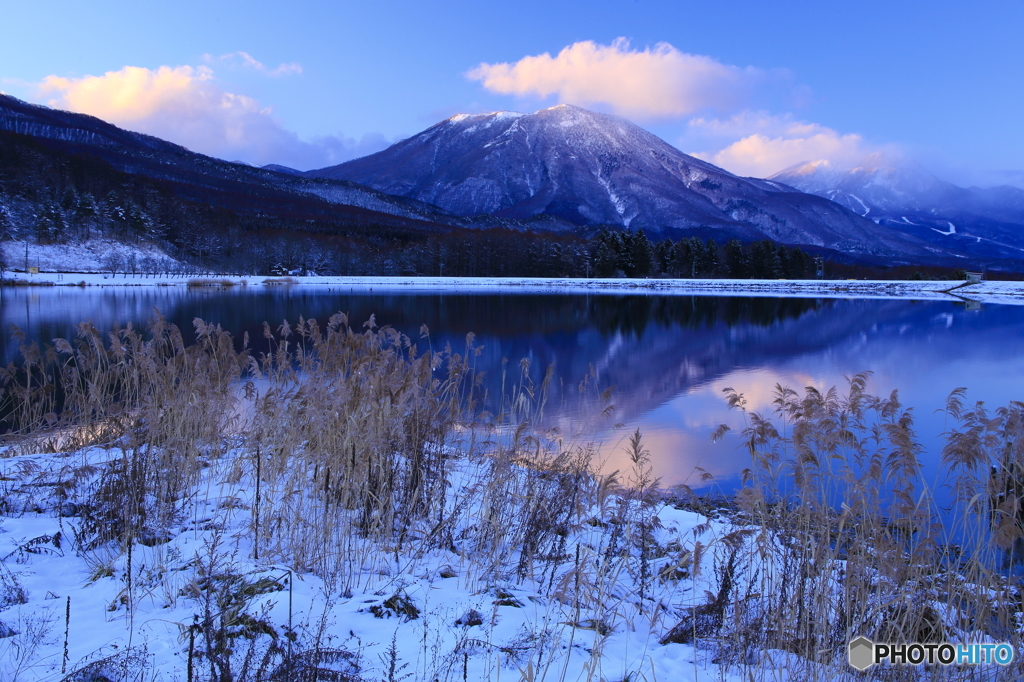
3, 285, 1023, 496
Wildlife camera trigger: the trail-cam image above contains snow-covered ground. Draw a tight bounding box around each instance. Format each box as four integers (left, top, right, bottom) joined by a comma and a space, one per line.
0, 443, 800, 682
2, 290, 1020, 681
1, 240, 180, 276
4, 237, 1021, 304
5, 270, 1024, 306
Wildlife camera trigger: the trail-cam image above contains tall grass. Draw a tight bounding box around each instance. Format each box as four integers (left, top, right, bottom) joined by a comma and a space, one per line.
1, 316, 1022, 680
682, 374, 1024, 678
2, 317, 245, 547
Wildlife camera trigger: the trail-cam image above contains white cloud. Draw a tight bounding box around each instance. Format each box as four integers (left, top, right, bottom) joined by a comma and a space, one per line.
686, 112, 876, 178
687, 111, 819, 139
466, 40, 903, 179
205, 52, 303, 77
467, 38, 773, 120
41, 65, 222, 125
36, 65, 381, 170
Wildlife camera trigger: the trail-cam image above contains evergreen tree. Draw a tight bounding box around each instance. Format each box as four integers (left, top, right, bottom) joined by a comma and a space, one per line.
748, 240, 784, 279
701, 238, 721, 276
0, 199, 11, 242
124, 201, 152, 242
60, 187, 78, 214
673, 237, 699, 277
725, 239, 748, 278
34, 200, 66, 244
591, 229, 621, 277
628, 229, 653, 277
785, 247, 813, 279
0, 202, 7, 279
74, 192, 98, 240
612, 231, 632, 276
654, 238, 674, 276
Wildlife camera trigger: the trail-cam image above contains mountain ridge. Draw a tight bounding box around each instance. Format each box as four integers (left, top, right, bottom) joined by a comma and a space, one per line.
309, 105, 943, 260
771, 154, 1024, 260
0, 93, 463, 229
0, 95, 1012, 268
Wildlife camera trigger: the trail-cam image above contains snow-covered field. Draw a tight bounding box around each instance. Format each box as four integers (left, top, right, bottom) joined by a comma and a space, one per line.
5, 270, 1024, 306
1, 241, 179, 277
2, 298, 1021, 681
0, 442, 802, 682
5, 237, 1022, 305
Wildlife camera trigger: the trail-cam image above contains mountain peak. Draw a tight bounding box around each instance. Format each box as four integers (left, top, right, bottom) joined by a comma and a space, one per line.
539, 103, 587, 114
441, 104, 604, 129
773, 152, 944, 205
853, 151, 893, 172
306, 105, 932, 256
774, 158, 836, 178
446, 110, 525, 124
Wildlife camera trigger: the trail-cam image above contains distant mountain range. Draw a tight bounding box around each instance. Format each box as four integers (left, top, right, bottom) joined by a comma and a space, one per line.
1, 94, 1021, 268
771, 154, 1024, 260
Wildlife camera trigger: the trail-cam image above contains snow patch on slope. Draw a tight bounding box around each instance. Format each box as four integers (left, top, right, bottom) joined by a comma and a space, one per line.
1, 239, 180, 274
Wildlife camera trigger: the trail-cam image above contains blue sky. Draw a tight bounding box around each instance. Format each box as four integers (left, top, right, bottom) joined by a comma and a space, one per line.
2, 0, 1021, 186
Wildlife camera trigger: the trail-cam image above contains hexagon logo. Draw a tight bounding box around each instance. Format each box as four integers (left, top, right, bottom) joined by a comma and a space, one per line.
849, 636, 875, 671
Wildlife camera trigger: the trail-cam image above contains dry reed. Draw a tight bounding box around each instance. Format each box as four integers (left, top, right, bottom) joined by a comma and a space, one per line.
1, 317, 1022, 681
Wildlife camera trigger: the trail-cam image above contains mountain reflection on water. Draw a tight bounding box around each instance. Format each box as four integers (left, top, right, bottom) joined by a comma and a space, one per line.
3, 286, 1024, 493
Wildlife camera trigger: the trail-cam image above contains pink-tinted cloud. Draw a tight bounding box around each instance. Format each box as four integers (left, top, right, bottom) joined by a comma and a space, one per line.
687, 112, 879, 178
36, 65, 382, 170
467, 38, 771, 120
468, 40, 889, 178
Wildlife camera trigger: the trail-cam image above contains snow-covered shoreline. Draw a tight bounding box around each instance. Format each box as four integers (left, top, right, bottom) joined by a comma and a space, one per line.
5, 271, 1024, 305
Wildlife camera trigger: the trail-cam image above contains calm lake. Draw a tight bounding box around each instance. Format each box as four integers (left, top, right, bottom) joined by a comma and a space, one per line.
3, 284, 1024, 496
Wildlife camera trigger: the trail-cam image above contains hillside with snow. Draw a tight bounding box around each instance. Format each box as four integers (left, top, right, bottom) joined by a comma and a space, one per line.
309, 105, 944, 259
771, 154, 1024, 260
1, 94, 1019, 272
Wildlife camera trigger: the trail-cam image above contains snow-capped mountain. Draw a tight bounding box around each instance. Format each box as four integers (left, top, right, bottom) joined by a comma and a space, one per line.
772, 154, 1024, 259
309, 105, 939, 258
770, 154, 953, 213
